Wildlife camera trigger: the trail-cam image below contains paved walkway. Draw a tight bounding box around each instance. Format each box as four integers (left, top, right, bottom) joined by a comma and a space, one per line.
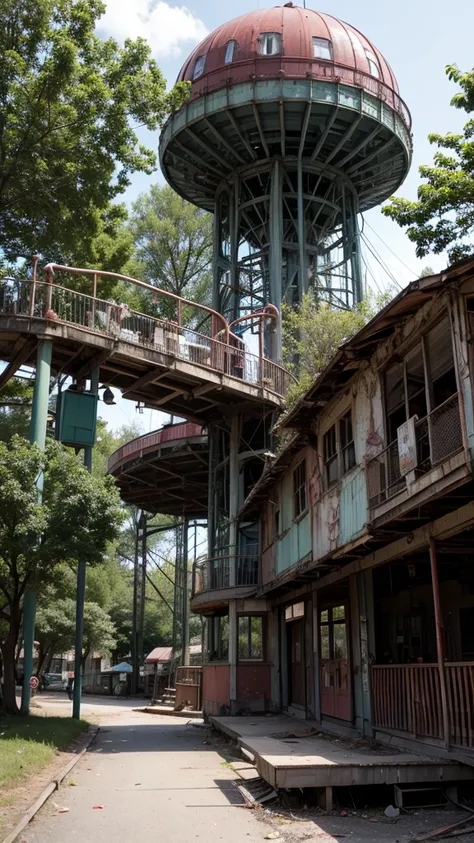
22, 708, 273, 843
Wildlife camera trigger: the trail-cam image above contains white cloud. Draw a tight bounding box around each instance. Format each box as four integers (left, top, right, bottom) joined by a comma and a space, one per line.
97, 0, 208, 59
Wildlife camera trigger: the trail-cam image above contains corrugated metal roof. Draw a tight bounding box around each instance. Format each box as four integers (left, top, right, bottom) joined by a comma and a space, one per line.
145, 646, 173, 663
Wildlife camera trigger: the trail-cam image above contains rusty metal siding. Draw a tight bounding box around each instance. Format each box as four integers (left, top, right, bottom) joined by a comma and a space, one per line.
177, 7, 404, 107
339, 469, 367, 546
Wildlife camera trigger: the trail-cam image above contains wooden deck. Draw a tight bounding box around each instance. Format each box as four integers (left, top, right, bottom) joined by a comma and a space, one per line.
210, 715, 474, 791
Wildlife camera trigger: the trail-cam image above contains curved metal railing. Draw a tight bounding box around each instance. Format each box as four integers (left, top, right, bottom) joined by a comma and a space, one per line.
108, 422, 205, 474
0, 270, 292, 398
192, 547, 259, 597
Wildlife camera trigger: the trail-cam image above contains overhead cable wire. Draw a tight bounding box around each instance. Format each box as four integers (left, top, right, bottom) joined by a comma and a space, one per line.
363, 216, 419, 279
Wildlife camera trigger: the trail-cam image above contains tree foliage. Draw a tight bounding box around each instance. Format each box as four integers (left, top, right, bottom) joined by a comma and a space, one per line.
0, 0, 189, 264
0, 436, 123, 713
383, 65, 474, 263
125, 184, 213, 317
282, 292, 391, 405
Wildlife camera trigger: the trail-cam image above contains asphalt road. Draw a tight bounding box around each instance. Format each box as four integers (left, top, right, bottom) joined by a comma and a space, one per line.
22, 705, 274, 843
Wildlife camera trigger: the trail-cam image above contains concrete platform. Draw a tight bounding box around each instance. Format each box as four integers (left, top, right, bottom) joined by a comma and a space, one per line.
210, 715, 474, 791
135, 705, 203, 719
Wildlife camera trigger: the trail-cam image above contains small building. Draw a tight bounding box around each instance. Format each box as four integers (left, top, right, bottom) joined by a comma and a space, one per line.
144, 646, 173, 698
193, 257, 474, 763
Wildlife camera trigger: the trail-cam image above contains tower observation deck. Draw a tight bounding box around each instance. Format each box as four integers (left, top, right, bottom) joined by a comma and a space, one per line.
160, 3, 412, 350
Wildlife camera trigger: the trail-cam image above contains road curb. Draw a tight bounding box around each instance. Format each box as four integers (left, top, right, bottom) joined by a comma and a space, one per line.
1, 726, 99, 843
135, 706, 203, 719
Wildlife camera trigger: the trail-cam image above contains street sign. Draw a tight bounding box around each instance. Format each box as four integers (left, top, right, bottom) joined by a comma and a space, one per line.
30, 675, 39, 690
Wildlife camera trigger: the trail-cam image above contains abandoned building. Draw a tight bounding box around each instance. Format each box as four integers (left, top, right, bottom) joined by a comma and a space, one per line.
192, 257, 474, 765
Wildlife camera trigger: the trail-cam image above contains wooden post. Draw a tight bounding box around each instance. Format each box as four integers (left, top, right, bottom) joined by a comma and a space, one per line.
429, 537, 450, 749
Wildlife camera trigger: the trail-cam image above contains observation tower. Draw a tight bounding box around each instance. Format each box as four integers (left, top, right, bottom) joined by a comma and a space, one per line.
158, 3, 412, 711
160, 2, 412, 358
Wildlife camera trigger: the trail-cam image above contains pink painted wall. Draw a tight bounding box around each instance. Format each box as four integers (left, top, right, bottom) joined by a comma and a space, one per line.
202, 664, 230, 716
236, 664, 271, 707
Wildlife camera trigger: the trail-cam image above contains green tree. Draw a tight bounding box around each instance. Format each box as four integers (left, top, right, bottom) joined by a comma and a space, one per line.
0, 377, 34, 441
82, 602, 116, 669
0, 436, 123, 714
282, 292, 391, 404
35, 595, 76, 675
0, 0, 189, 264
383, 65, 474, 263
126, 185, 213, 318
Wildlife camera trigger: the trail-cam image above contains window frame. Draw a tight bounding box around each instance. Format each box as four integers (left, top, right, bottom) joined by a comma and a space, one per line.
224, 40, 237, 64
192, 54, 206, 80
208, 614, 229, 662
292, 459, 308, 520
312, 37, 333, 61
365, 49, 380, 79
259, 32, 282, 56
323, 408, 356, 487
237, 614, 265, 662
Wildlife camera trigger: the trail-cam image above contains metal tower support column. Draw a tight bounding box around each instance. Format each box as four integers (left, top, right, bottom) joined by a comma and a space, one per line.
182, 519, 189, 666
297, 156, 307, 302
138, 513, 148, 672
131, 514, 140, 695
21, 339, 52, 715
228, 415, 240, 712
269, 159, 283, 361
230, 177, 240, 322
73, 365, 99, 720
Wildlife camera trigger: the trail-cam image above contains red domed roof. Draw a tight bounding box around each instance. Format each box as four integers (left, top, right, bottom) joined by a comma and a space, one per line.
178, 4, 399, 94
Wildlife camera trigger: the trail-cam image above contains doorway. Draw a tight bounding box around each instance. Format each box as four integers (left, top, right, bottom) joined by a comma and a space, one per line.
319, 604, 351, 721
285, 601, 306, 710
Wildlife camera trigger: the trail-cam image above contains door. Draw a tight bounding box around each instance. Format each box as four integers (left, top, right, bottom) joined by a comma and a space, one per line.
289, 618, 306, 707
320, 605, 351, 721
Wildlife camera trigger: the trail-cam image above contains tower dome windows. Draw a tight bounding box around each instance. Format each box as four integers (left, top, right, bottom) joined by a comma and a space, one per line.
259, 32, 282, 56
192, 55, 206, 80
365, 50, 380, 79
312, 37, 333, 61
225, 40, 237, 63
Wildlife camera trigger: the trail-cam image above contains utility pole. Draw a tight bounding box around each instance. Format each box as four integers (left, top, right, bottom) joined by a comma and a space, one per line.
72, 366, 99, 720
21, 337, 53, 715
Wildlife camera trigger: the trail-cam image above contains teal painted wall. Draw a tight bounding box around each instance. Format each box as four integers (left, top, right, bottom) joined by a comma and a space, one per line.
276, 511, 311, 574
339, 469, 367, 546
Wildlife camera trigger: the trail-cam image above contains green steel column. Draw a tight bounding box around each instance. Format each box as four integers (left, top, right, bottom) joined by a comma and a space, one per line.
297, 156, 306, 303
269, 159, 283, 361
212, 194, 221, 313
228, 415, 239, 713
21, 339, 53, 715
351, 194, 364, 305
72, 366, 99, 720
182, 518, 190, 665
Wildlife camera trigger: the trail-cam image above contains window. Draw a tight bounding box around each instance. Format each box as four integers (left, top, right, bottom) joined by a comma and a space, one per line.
225, 40, 237, 63
365, 49, 380, 79
285, 601, 305, 622
323, 409, 356, 486
259, 32, 282, 56
293, 460, 307, 519
238, 616, 264, 660
312, 37, 333, 60
319, 605, 348, 660
274, 508, 280, 538
208, 614, 229, 661
192, 55, 206, 80
340, 410, 356, 475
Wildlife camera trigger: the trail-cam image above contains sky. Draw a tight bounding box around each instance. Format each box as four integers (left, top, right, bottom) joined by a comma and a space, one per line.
94, 0, 474, 433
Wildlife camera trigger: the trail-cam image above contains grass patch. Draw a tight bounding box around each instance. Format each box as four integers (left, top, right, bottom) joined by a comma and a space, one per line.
0, 715, 88, 788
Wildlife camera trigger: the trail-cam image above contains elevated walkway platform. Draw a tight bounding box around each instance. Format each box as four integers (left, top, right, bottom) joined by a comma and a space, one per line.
0, 271, 289, 421
210, 715, 474, 798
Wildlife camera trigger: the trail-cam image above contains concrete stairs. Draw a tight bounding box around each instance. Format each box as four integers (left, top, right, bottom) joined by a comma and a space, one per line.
154, 687, 176, 707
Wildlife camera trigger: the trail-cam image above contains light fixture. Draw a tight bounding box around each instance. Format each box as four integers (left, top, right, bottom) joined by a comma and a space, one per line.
102, 387, 116, 406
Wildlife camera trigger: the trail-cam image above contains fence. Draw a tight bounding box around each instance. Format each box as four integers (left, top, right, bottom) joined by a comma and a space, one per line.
192, 548, 259, 595
371, 662, 474, 749
366, 393, 464, 509
0, 277, 292, 397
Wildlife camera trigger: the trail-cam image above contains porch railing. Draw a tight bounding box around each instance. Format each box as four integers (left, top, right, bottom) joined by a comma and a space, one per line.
192, 548, 259, 596
0, 277, 292, 398
371, 663, 474, 749
366, 393, 464, 510
175, 665, 202, 686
